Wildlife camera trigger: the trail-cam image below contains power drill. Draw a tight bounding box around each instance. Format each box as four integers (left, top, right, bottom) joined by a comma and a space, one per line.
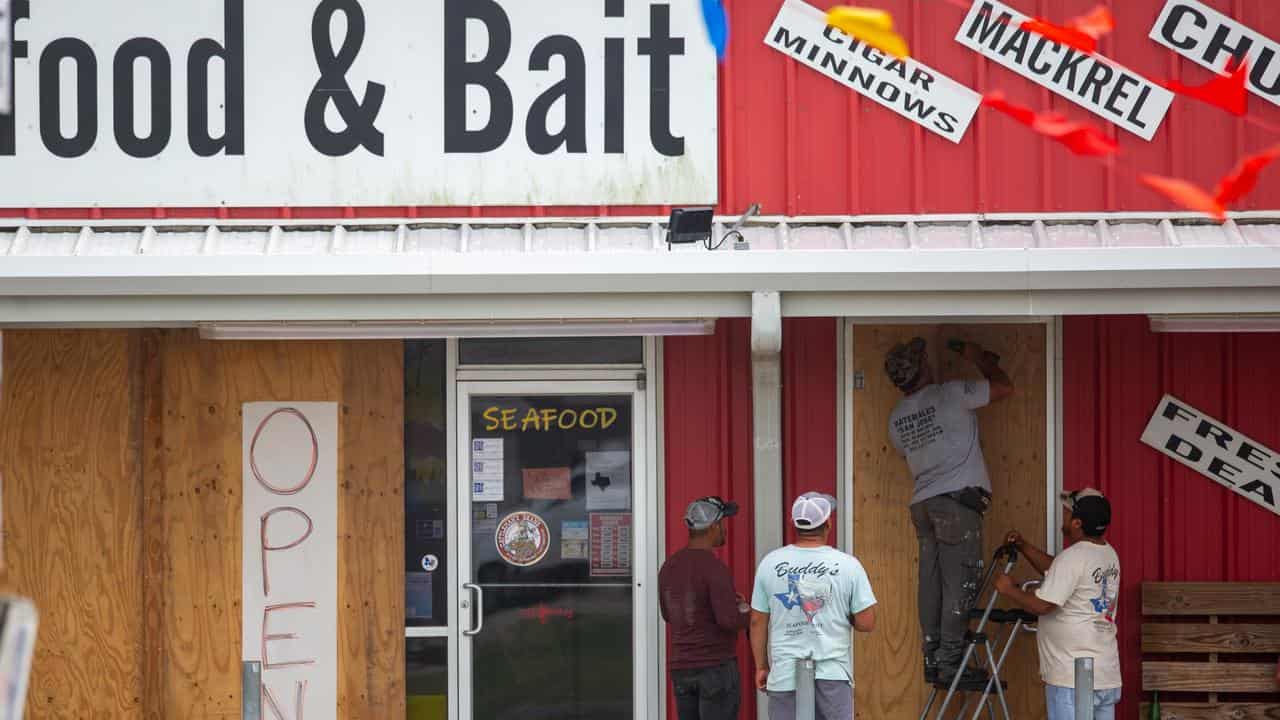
947, 339, 1001, 365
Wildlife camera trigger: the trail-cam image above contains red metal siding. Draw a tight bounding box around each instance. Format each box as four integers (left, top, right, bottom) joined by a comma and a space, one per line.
662, 319, 756, 719
1063, 315, 1280, 718
783, 317, 840, 546
659, 317, 839, 715
7, 0, 1279, 220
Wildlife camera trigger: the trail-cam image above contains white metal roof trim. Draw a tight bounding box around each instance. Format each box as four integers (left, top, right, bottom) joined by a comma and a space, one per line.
2, 215, 1278, 258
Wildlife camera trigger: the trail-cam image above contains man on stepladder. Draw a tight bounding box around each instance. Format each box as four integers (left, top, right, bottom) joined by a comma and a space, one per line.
884, 337, 1013, 686
994, 489, 1122, 720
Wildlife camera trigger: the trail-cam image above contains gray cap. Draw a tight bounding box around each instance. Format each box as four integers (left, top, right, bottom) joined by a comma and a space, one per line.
684, 496, 739, 530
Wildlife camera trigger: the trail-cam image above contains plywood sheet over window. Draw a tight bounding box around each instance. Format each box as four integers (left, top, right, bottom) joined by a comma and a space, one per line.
146, 331, 405, 718
851, 324, 1047, 720
0, 331, 145, 718
0, 330, 404, 719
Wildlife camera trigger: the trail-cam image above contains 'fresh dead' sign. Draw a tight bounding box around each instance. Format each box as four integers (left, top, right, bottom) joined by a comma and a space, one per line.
1141, 394, 1279, 517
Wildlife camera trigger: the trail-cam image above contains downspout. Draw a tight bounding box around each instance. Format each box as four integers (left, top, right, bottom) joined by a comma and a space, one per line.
751, 291, 783, 720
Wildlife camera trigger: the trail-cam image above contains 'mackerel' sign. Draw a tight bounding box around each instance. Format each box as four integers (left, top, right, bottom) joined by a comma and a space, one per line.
1141, 394, 1280, 518
955, 0, 1174, 140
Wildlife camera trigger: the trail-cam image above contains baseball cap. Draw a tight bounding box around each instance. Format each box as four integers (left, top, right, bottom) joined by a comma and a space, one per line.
885, 337, 927, 389
1061, 488, 1111, 536
792, 491, 837, 529
684, 496, 739, 531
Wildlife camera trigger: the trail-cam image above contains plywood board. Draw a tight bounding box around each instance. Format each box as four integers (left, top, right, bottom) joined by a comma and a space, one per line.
1143, 582, 1280, 615
151, 331, 404, 718
1141, 703, 1280, 720
1143, 661, 1280, 692
1142, 623, 1280, 653
852, 324, 1047, 720
0, 331, 145, 719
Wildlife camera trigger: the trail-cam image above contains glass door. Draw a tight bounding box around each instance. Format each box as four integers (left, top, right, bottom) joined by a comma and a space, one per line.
456, 381, 649, 720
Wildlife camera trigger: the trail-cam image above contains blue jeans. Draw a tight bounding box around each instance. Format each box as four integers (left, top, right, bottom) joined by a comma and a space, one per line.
1045, 684, 1120, 720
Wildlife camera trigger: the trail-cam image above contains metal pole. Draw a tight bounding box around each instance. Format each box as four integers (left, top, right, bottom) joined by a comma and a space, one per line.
795, 657, 817, 720
1074, 657, 1095, 720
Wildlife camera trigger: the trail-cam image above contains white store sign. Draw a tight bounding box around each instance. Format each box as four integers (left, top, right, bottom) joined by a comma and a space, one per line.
0, 0, 717, 206
955, 0, 1174, 140
242, 403, 338, 720
1141, 394, 1279, 518
765, 0, 980, 144
1, 0, 11, 115
1150, 0, 1280, 108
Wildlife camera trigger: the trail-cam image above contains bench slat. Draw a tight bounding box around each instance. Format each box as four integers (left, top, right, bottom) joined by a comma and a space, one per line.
1143, 583, 1280, 615
1143, 662, 1280, 692
1143, 623, 1280, 653
1140, 703, 1280, 720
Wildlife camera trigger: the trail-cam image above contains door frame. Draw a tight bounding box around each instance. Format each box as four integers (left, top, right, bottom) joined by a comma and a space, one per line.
453, 376, 656, 720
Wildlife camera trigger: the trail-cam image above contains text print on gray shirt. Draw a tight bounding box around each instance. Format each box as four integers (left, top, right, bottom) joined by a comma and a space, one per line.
889, 379, 993, 505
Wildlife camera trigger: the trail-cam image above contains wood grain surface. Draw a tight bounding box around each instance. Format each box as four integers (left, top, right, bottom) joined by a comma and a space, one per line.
1143, 583, 1280, 616
1142, 623, 1280, 653
1, 330, 405, 718
1143, 661, 1280, 692
851, 324, 1048, 720
0, 331, 146, 719
1140, 703, 1280, 720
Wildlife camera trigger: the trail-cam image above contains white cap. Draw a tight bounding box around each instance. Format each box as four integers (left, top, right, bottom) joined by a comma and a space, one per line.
791, 491, 836, 529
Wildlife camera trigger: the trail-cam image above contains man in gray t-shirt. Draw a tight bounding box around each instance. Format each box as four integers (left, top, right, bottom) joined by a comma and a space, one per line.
884, 337, 1012, 686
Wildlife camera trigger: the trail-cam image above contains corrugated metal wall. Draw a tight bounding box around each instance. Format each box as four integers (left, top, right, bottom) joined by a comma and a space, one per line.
662, 317, 839, 717
6, 0, 1277, 221
1063, 315, 1280, 718
663, 319, 757, 720
783, 318, 840, 546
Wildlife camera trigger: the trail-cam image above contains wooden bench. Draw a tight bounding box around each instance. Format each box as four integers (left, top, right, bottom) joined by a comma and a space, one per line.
1142, 582, 1280, 719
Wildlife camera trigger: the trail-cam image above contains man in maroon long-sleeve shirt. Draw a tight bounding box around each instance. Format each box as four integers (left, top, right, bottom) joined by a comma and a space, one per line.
659, 496, 750, 720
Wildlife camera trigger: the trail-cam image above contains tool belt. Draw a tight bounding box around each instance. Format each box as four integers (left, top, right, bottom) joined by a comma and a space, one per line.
946, 487, 992, 515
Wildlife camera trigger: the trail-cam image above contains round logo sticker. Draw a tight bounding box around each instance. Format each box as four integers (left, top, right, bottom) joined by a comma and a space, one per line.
421, 554, 439, 572
495, 511, 551, 567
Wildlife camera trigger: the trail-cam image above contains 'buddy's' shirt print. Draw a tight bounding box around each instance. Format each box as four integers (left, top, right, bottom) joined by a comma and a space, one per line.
751, 545, 876, 692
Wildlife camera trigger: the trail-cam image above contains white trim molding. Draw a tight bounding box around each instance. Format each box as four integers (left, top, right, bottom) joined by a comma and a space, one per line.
3, 214, 1280, 323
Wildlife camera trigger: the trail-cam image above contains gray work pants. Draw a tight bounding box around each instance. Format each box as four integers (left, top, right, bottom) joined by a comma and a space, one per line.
910, 494, 985, 669
766, 680, 853, 720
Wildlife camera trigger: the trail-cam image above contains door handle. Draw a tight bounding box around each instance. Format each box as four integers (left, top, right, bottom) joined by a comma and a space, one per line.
462, 583, 484, 636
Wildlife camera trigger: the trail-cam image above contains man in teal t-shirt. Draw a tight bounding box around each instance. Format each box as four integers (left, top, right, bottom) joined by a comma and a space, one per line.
750, 492, 878, 720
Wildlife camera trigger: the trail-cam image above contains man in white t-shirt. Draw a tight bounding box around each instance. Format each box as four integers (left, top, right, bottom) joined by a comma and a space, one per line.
749, 492, 877, 720
885, 337, 1013, 685
995, 488, 1121, 720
